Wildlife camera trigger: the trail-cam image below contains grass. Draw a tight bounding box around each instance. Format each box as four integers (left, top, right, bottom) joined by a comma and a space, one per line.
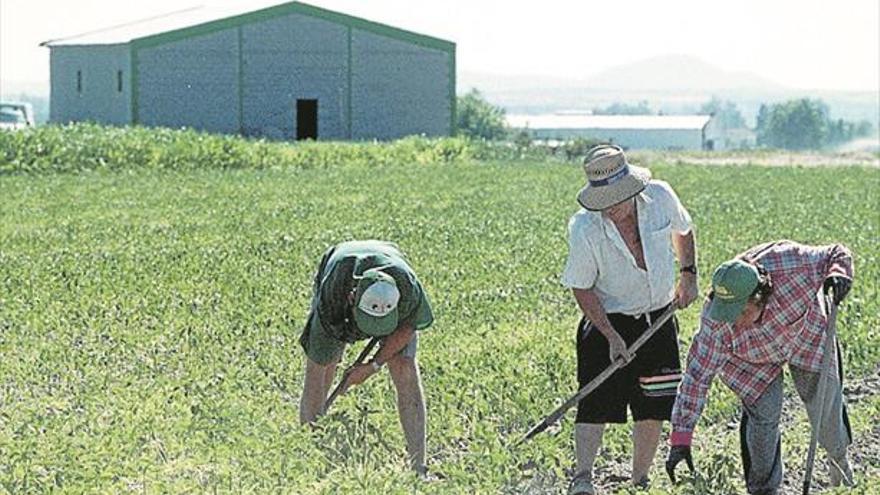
0, 123, 487, 174
0, 129, 878, 493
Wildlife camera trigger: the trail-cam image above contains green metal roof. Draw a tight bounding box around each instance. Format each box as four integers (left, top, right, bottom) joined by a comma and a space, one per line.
44, 1, 455, 53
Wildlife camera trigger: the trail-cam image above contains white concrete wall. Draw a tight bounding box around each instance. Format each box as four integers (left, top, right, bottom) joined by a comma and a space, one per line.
531, 128, 705, 150
241, 13, 348, 139
136, 30, 239, 133
351, 31, 451, 140
49, 45, 131, 125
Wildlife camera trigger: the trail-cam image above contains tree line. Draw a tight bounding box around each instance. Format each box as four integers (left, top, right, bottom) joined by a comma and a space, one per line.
755, 99, 874, 150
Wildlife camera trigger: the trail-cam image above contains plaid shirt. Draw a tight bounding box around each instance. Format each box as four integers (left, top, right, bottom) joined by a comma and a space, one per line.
670, 241, 853, 445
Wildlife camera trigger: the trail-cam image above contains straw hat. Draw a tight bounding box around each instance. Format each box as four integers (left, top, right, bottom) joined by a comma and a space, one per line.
577, 145, 651, 211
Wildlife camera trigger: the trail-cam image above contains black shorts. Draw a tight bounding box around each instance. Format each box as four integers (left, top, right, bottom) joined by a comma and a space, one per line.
575, 304, 681, 424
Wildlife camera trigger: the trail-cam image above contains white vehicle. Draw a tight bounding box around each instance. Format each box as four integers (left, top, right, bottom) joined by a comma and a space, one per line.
0, 102, 35, 131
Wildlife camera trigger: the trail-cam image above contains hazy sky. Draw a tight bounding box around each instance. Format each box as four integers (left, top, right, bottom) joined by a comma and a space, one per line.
1, 0, 878, 91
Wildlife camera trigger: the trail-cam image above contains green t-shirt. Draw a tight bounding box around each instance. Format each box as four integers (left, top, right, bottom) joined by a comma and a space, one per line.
310, 240, 434, 343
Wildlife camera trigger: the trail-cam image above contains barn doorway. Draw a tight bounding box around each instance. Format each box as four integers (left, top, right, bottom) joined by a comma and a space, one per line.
296, 99, 318, 140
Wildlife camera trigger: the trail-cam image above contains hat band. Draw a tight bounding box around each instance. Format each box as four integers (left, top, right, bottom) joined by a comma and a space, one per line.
589, 165, 629, 187
715, 293, 740, 301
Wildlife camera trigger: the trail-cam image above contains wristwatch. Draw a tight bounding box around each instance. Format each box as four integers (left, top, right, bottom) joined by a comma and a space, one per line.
680, 265, 697, 275
370, 360, 384, 372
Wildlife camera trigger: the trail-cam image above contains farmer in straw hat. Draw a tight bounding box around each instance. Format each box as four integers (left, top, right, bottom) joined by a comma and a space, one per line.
299, 240, 434, 475
561, 145, 699, 494
666, 241, 855, 494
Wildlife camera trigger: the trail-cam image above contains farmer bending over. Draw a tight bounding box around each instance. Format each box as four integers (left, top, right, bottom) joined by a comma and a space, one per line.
561, 145, 698, 494
299, 240, 434, 475
666, 240, 854, 494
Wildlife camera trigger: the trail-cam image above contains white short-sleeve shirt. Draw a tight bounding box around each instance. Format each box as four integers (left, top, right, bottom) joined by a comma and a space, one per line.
561, 180, 693, 315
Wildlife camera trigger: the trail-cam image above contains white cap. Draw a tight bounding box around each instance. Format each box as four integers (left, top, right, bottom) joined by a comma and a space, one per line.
357, 278, 400, 316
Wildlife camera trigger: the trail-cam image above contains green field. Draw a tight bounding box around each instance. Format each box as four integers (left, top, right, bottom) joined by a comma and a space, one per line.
1, 128, 878, 493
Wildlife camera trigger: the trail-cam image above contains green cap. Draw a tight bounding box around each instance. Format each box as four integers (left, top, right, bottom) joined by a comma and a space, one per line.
353, 268, 400, 337
707, 260, 760, 323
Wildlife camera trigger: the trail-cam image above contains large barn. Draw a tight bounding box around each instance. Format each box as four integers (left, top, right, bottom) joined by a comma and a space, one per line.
42, 2, 456, 141
507, 114, 715, 151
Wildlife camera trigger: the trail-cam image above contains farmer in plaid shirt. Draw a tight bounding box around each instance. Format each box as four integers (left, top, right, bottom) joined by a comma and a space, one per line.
665, 240, 855, 494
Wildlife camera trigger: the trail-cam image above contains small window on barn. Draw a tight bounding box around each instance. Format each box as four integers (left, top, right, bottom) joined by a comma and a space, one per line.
77, 70, 82, 93
117, 70, 123, 92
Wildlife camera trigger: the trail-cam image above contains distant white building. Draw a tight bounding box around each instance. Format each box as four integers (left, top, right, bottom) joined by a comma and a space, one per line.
507, 114, 714, 151
703, 122, 757, 151
42, 1, 456, 140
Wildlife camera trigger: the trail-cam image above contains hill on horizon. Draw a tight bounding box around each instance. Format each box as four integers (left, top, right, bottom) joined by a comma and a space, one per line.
583, 54, 787, 92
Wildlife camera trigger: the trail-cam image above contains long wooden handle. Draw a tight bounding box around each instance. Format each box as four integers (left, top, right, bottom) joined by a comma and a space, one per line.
518, 305, 677, 445
324, 337, 380, 413
802, 294, 838, 495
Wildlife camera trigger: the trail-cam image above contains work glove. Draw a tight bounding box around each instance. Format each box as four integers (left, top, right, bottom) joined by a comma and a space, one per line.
823, 276, 852, 305
665, 445, 694, 484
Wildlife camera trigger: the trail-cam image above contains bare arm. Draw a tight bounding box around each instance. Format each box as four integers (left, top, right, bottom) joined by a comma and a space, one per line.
672, 231, 696, 268
343, 323, 415, 390
573, 288, 615, 338
572, 288, 631, 362
372, 323, 415, 366
673, 231, 699, 308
